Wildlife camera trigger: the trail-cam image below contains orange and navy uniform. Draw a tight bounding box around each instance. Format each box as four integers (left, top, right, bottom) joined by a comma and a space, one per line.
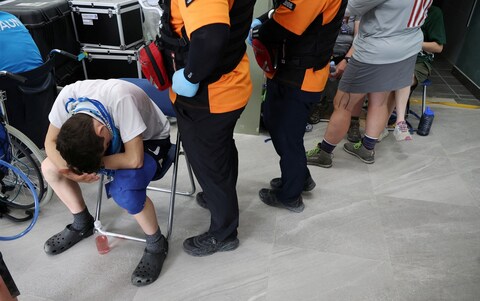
167, 0, 254, 114
257, 0, 347, 92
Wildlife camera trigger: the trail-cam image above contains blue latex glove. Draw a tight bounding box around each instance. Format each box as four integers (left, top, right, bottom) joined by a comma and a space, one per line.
247, 19, 262, 46
172, 68, 199, 97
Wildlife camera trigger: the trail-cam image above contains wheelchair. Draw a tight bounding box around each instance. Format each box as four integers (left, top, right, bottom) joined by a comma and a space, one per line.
0, 50, 85, 219
0, 157, 41, 240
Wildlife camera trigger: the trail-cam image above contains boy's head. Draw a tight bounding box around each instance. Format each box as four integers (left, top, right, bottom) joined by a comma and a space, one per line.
56, 113, 111, 174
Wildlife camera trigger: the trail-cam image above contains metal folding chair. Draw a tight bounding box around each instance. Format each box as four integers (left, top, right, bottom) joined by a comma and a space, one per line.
94, 79, 196, 243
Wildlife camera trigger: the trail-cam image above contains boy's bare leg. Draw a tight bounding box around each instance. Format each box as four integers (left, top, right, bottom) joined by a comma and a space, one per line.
41, 157, 87, 213
133, 197, 160, 235
42, 158, 95, 255
131, 196, 167, 287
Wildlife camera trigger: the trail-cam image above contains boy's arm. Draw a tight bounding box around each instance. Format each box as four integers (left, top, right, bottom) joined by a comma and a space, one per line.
44, 124, 67, 169
102, 135, 144, 170
422, 41, 443, 53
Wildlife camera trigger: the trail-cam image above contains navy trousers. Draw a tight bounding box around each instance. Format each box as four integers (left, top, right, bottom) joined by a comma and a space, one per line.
174, 101, 244, 241
263, 79, 321, 202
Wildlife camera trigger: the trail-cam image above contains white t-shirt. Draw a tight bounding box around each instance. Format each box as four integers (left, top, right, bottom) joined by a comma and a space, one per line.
49, 79, 170, 143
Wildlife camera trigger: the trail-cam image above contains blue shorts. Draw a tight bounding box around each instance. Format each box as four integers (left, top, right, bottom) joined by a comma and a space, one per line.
105, 153, 157, 214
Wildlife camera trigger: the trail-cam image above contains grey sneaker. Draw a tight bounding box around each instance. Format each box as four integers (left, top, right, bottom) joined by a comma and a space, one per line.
347, 119, 362, 143
343, 141, 375, 164
306, 146, 333, 168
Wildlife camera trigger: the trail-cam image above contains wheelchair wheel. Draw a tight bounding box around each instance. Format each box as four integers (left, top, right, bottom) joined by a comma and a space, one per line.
0, 160, 40, 240
0, 138, 44, 209
5, 125, 53, 206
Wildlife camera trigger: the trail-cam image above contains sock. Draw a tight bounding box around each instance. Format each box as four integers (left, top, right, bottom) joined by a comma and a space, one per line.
145, 227, 165, 254
71, 207, 94, 231
319, 139, 336, 154
362, 135, 377, 150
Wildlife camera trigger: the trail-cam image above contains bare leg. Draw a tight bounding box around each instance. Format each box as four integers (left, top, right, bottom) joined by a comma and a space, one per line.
131, 196, 166, 287
387, 91, 396, 121
393, 86, 411, 124
41, 157, 86, 214
133, 196, 159, 235
387, 74, 416, 125
324, 90, 367, 144
351, 96, 366, 118
364, 91, 390, 138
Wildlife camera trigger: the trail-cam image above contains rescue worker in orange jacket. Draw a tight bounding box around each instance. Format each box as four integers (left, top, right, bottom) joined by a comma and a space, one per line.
158, 0, 255, 256
252, 0, 347, 212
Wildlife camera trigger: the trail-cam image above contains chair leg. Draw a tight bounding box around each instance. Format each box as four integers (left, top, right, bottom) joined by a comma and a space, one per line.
93, 174, 148, 242
165, 134, 196, 239
146, 134, 196, 239
146, 134, 196, 196
94, 174, 105, 222
165, 135, 181, 240
422, 84, 427, 114
93, 134, 196, 243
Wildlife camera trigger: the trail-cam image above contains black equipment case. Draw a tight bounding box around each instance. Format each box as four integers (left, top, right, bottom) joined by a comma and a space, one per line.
70, 0, 144, 50
0, 0, 83, 86
82, 46, 143, 79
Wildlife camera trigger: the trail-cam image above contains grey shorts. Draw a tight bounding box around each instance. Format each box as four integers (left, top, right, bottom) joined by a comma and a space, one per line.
339, 55, 417, 94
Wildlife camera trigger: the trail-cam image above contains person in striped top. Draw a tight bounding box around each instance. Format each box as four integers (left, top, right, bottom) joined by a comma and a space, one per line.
306, 0, 432, 166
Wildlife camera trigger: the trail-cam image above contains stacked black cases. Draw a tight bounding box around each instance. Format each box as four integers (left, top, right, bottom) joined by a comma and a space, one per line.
81, 46, 143, 79
70, 0, 144, 50
70, 0, 145, 80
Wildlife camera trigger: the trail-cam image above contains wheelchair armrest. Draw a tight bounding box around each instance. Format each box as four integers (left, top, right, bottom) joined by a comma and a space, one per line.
17, 73, 56, 95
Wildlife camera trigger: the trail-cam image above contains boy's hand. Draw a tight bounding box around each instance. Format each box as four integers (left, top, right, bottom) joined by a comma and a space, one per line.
59, 169, 100, 183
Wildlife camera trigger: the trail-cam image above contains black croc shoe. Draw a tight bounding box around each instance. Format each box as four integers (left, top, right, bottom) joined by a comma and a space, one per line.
131, 235, 168, 287
183, 232, 239, 257
44, 223, 94, 255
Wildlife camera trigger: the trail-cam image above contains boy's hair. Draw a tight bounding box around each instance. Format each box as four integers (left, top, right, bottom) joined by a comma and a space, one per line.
56, 114, 105, 174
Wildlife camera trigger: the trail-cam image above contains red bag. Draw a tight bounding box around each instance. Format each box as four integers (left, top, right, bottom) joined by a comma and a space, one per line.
252, 38, 276, 73
139, 41, 171, 90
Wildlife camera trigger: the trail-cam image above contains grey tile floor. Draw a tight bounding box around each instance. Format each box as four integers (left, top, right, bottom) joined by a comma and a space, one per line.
2, 55, 480, 300
2, 100, 480, 301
